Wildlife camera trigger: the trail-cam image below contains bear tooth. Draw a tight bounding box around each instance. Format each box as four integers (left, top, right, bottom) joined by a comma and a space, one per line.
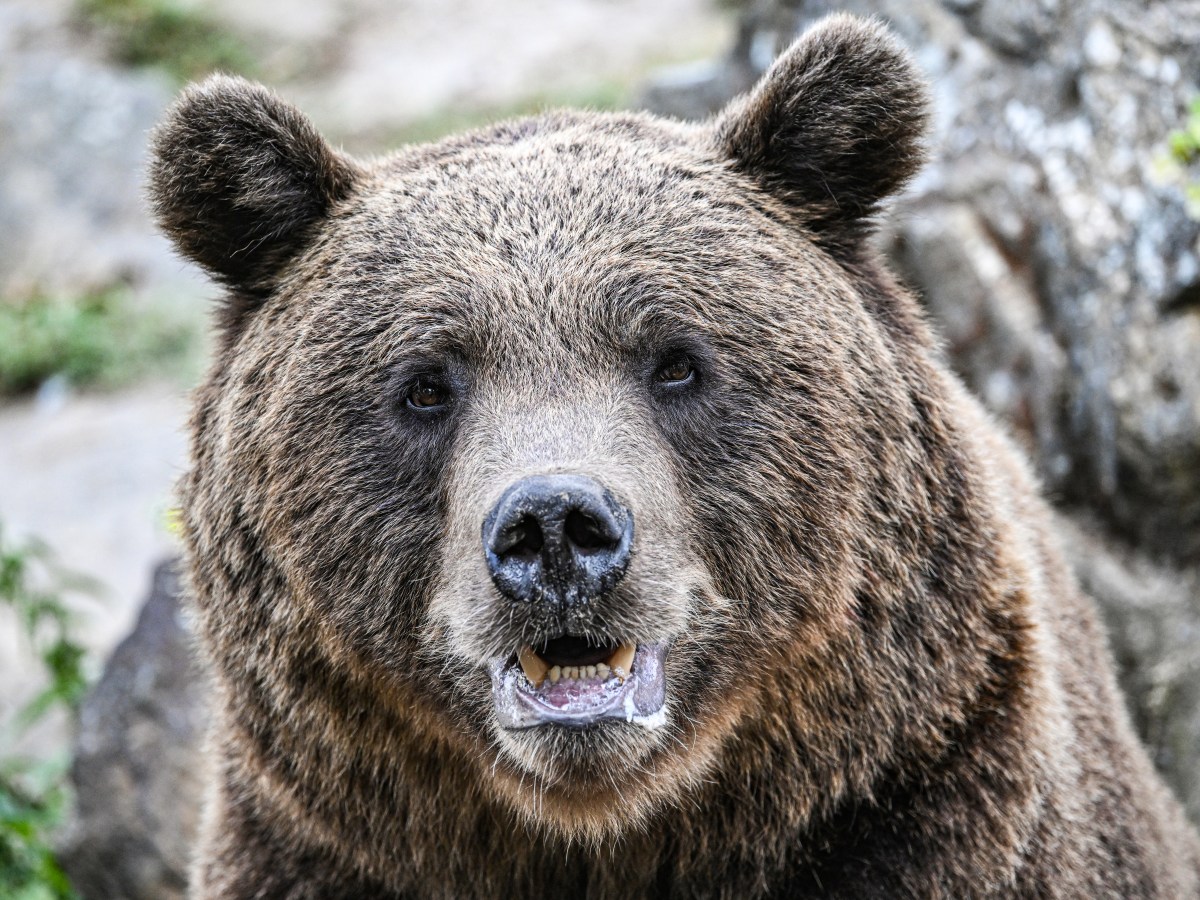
608, 642, 635, 678
549, 665, 562, 683
586, 665, 597, 679
596, 662, 610, 678
518, 647, 548, 687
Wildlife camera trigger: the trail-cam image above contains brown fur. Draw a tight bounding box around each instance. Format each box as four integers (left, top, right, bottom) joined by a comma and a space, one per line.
149, 15, 1200, 899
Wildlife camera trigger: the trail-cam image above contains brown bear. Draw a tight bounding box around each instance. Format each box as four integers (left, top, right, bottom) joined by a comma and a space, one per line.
149, 14, 1200, 899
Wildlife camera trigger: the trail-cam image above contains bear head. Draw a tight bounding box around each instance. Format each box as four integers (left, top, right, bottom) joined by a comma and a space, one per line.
151, 15, 1010, 847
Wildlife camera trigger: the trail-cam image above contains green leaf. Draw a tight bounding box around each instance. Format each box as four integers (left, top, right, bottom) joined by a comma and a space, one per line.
0, 524, 88, 898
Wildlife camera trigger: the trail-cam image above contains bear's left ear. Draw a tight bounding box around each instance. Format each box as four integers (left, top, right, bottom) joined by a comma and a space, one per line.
714, 14, 928, 255
148, 75, 362, 302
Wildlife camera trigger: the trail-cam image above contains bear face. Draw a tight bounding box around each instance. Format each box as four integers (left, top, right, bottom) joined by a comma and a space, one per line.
154, 14, 973, 833
153, 12, 1040, 874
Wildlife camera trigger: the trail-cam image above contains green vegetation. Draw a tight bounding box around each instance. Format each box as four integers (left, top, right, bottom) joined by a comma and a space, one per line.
0, 289, 202, 395
0, 525, 95, 900
1, 756, 76, 900
77, 0, 256, 82
1168, 98, 1200, 165
1166, 97, 1200, 217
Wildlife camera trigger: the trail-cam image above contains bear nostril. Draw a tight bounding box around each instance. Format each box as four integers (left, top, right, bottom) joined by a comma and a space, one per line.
496, 516, 544, 561
564, 509, 614, 553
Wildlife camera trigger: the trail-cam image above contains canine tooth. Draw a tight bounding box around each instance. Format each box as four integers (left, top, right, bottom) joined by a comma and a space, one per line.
596, 662, 610, 678
608, 642, 635, 678
518, 647, 548, 687
613, 666, 627, 681
549, 665, 562, 683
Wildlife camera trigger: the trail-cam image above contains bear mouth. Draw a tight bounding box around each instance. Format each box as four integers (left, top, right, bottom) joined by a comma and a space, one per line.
489, 636, 668, 730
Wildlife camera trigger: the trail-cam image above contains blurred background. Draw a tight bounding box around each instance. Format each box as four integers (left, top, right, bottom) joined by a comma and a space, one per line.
1, 0, 1198, 897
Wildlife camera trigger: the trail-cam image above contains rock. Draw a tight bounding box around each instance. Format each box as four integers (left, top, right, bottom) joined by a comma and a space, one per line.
1062, 517, 1200, 811
641, 0, 1200, 820
58, 559, 207, 900
0, 0, 204, 303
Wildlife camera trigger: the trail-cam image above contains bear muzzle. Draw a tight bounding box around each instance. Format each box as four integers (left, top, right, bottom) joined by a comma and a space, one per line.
481, 474, 668, 729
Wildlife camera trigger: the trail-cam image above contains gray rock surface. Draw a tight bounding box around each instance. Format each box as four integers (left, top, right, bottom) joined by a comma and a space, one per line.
0, 1, 202, 303
58, 560, 207, 900
643, 0, 1200, 820
1063, 518, 1200, 792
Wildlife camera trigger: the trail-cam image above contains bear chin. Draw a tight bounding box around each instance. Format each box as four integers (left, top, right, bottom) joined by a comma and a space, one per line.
489, 715, 707, 843
484, 638, 742, 842
487, 641, 675, 794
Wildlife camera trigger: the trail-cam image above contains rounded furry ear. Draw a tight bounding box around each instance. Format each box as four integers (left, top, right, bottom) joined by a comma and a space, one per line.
715, 14, 929, 254
148, 75, 360, 300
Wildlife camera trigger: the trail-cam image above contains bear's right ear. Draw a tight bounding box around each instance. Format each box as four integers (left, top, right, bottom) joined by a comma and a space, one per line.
148, 75, 360, 305
714, 14, 928, 257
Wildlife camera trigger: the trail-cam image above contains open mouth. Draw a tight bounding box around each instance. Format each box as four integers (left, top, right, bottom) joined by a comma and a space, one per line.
489, 636, 668, 730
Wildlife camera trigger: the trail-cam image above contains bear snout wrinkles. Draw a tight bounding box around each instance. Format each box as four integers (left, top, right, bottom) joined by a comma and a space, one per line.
483, 474, 633, 610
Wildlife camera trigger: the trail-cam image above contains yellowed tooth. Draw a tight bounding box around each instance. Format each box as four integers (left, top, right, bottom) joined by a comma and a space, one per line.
519, 647, 548, 687
549, 665, 562, 683
608, 642, 635, 680
585, 665, 597, 679
596, 662, 610, 678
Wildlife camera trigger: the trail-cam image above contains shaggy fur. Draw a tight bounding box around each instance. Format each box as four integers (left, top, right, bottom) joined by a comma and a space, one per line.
150, 15, 1200, 899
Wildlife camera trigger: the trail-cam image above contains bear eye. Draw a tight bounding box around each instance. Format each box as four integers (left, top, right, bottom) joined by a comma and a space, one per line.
406, 377, 449, 411
655, 355, 695, 386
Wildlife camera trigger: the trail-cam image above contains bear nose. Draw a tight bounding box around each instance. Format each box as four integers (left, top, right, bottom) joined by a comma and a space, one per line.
483, 474, 633, 609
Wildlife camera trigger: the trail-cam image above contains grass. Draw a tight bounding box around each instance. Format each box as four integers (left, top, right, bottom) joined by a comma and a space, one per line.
0, 289, 202, 396
76, 0, 256, 83
0, 525, 96, 900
